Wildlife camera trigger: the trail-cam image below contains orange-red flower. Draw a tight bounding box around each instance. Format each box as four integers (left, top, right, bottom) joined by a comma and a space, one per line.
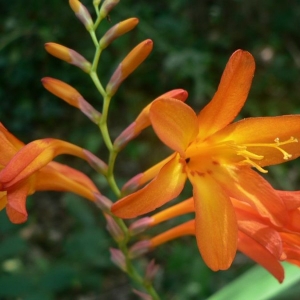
112, 49, 300, 271
0, 123, 100, 224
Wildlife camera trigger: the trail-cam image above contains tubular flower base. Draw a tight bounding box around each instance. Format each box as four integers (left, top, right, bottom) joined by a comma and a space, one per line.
0, 123, 100, 224
112, 49, 300, 271
132, 194, 300, 282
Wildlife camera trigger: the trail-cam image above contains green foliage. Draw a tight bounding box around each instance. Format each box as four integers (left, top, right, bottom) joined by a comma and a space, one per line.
1, 0, 300, 299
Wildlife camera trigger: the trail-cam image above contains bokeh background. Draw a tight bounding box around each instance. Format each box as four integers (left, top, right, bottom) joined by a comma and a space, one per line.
1, 0, 300, 299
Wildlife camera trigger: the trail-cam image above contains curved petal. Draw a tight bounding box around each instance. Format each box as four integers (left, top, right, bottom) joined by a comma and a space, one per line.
238, 231, 284, 283
35, 161, 99, 201
214, 166, 288, 226
6, 180, 31, 224
212, 115, 300, 166
112, 153, 187, 218
0, 139, 86, 187
150, 98, 198, 155
197, 50, 255, 140
188, 171, 238, 271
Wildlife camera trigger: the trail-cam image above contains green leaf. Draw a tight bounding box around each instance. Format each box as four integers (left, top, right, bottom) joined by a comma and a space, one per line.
208, 263, 300, 300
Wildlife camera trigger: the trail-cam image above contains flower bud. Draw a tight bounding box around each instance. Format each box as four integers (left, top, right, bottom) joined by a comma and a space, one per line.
145, 259, 160, 283
41, 77, 101, 123
99, 0, 119, 19
69, 0, 93, 30
129, 240, 151, 258
105, 214, 125, 243
110, 248, 127, 271
129, 217, 152, 236
99, 18, 139, 50
45, 43, 91, 73
106, 39, 153, 96
83, 150, 108, 175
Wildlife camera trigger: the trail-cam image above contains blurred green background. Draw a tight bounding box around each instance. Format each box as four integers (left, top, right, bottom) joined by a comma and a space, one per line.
1, 0, 300, 299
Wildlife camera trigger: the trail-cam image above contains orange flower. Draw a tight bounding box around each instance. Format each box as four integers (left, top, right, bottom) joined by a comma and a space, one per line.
0, 123, 100, 224
112, 49, 300, 271
129, 192, 300, 282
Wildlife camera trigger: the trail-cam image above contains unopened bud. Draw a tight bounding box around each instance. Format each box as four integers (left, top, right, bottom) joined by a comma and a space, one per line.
145, 259, 160, 283
83, 150, 108, 175
41, 77, 101, 123
45, 43, 91, 72
69, 0, 93, 30
99, 0, 119, 19
106, 39, 153, 96
110, 248, 127, 271
105, 214, 125, 242
129, 240, 151, 259
100, 18, 139, 49
94, 193, 112, 212
129, 217, 152, 236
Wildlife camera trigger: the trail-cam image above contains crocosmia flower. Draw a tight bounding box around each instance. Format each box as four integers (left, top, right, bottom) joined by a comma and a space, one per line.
0, 123, 100, 224
112, 49, 300, 271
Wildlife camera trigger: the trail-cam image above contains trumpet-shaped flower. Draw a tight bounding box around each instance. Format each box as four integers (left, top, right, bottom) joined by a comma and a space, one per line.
112, 50, 300, 271
0, 123, 101, 223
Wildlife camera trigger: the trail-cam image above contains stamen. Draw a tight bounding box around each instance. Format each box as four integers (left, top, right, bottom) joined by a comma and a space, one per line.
243, 136, 297, 161
240, 158, 268, 173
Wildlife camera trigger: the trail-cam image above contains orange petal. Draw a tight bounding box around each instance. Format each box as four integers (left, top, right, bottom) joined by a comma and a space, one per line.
237, 219, 283, 259
197, 50, 255, 140
0, 139, 86, 188
150, 220, 195, 248
35, 161, 99, 201
0, 123, 24, 166
277, 190, 300, 210
238, 231, 284, 283
0, 192, 7, 211
215, 166, 288, 227
150, 197, 194, 227
112, 153, 187, 218
212, 115, 300, 166
189, 172, 238, 271
150, 98, 198, 155
122, 154, 174, 194
6, 181, 30, 224
114, 89, 188, 149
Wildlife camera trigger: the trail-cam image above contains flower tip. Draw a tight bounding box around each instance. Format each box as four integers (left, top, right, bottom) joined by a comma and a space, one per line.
129, 217, 152, 235
6, 206, 28, 224
94, 193, 112, 212
129, 240, 151, 258
110, 248, 127, 271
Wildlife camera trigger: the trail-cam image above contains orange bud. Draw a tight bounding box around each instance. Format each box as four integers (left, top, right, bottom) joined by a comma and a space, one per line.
45, 43, 91, 72
99, 0, 120, 19
41, 77, 101, 123
69, 0, 93, 30
99, 18, 139, 49
106, 39, 153, 96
